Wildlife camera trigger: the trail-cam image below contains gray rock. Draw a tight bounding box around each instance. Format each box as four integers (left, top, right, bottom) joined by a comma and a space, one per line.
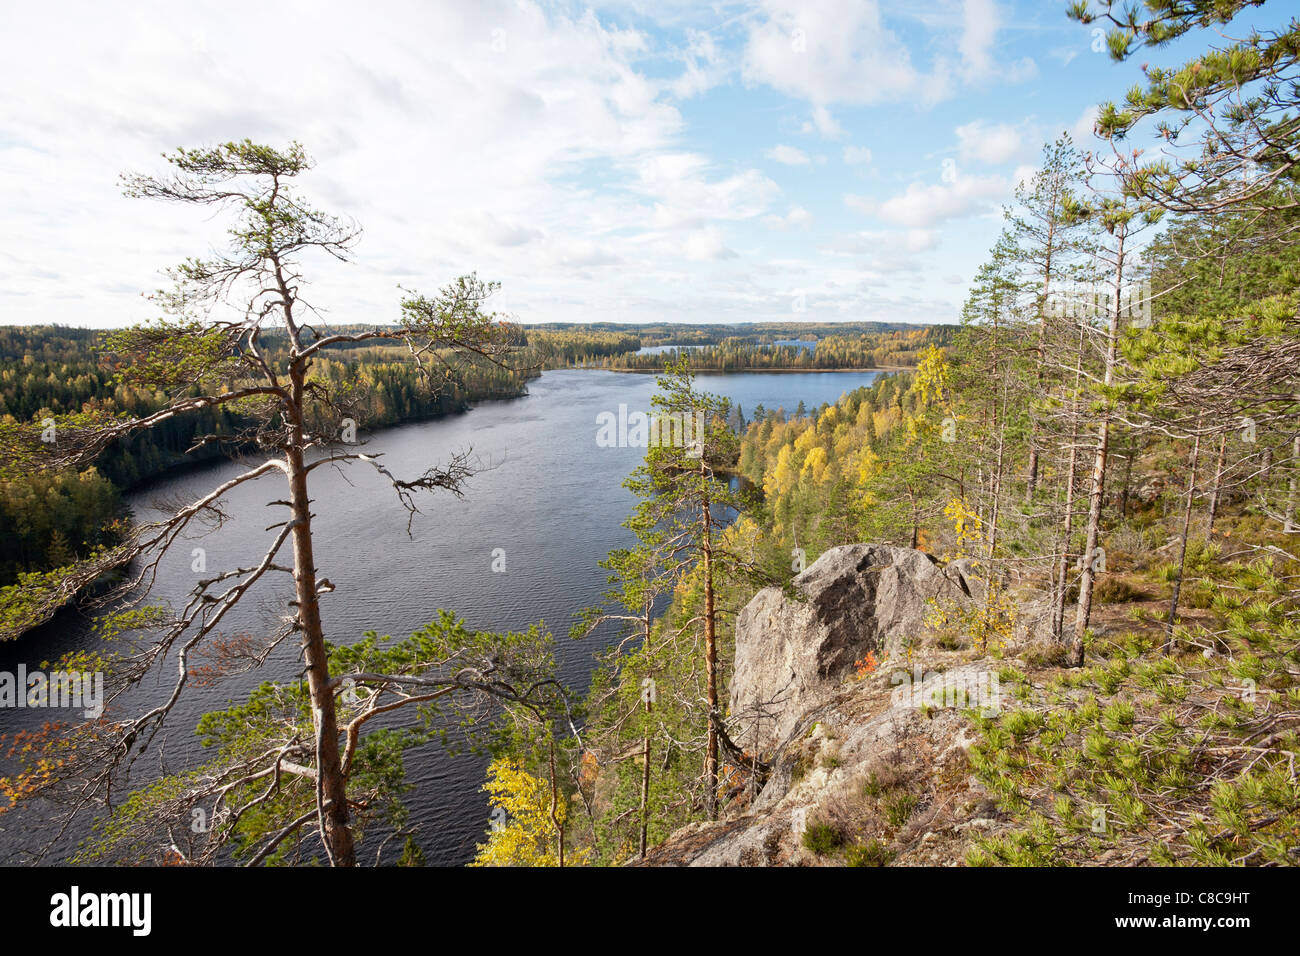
729, 544, 976, 754
638, 664, 999, 866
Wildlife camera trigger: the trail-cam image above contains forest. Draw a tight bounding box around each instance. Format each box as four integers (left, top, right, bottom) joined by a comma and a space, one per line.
0, 322, 926, 591
464, 0, 1300, 866
601, 327, 953, 370
0, 0, 1296, 872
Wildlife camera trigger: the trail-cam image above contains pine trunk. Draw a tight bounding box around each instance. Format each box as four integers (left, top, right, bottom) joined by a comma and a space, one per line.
639, 696, 651, 859
1287, 434, 1300, 533
287, 368, 356, 867
1206, 431, 1227, 536
1053, 322, 1087, 643
1071, 234, 1126, 667
701, 473, 718, 820
1166, 425, 1202, 645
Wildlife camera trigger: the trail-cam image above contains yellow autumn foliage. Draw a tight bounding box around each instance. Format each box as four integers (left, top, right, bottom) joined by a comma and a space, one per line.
471, 756, 588, 867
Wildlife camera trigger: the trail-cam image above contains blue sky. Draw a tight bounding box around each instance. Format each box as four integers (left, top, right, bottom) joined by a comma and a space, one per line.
0, 0, 1286, 328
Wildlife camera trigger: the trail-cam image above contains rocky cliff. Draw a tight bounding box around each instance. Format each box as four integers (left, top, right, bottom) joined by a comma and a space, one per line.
641, 544, 1007, 866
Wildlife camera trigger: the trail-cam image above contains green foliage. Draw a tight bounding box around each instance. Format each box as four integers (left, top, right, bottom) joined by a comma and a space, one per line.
845, 839, 894, 866
970, 556, 1299, 866
603, 326, 953, 371
801, 818, 842, 855
72, 611, 561, 864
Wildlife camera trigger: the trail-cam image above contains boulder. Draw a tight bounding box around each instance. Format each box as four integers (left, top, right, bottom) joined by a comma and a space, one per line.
729, 544, 976, 754
638, 663, 1000, 866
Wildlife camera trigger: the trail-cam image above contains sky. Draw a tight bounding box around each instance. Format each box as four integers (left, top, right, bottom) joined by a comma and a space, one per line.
0, 0, 1275, 329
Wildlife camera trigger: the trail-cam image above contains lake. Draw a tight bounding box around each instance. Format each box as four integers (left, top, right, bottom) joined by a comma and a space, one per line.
0, 367, 883, 865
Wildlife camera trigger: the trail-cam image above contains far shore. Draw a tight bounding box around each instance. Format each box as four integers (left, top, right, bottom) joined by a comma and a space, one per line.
574, 365, 912, 374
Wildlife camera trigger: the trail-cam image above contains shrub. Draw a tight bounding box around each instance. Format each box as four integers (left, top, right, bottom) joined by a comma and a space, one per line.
846, 839, 894, 867
1093, 576, 1151, 604
802, 819, 842, 855
883, 793, 918, 827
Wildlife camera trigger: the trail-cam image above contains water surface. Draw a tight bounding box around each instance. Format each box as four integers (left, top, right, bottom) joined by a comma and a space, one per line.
0, 368, 882, 865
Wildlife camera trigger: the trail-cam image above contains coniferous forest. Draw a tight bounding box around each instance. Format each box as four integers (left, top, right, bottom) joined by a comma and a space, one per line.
0, 0, 1297, 938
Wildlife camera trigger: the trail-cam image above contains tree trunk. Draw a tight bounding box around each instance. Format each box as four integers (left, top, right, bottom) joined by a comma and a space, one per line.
1027, 226, 1056, 501
1071, 233, 1127, 667
1071, 418, 1110, 666
1052, 322, 1087, 643
984, 379, 1006, 646
548, 739, 565, 867
1286, 434, 1300, 533
287, 368, 356, 867
701, 474, 718, 821
639, 695, 651, 860
1166, 425, 1202, 646
1206, 430, 1227, 537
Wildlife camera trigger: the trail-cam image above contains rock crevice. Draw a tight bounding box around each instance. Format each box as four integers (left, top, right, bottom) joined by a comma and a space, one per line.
730, 544, 978, 755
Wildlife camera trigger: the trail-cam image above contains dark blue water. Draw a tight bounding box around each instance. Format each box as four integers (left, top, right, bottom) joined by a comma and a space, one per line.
0, 368, 882, 865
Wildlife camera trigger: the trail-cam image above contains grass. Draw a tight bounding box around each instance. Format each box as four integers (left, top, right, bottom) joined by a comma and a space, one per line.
883, 793, 918, 827
846, 839, 894, 866
802, 819, 842, 855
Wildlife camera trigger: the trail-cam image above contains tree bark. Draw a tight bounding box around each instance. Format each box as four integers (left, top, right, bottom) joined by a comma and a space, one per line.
639, 695, 651, 860
1206, 430, 1227, 537
548, 739, 565, 867
1071, 230, 1127, 667
287, 363, 356, 867
1166, 424, 1202, 646
1052, 321, 1087, 643
1071, 416, 1110, 666
1026, 218, 1057, 501
1286, 434, 1300, 533
701, 472, 718, 821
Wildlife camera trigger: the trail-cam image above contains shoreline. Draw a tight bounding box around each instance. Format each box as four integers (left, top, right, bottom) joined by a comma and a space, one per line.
2, 364, 897, 643
568, 365, 911, 374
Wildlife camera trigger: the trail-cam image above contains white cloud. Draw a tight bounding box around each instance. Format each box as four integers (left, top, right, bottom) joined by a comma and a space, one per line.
824, 228, 939, 255
843, 193, 877, 216
682, 228, 737, 261
1070, 104, 1101, 145
671, 28, 729, 99
959, 0, 999, 77
900, 228, 939, 253
765, 205, 812, 229
843, 145, 873, 165
960, 0, 1037, 83
764, 144, 811, 165
809, 105, 844, 140
955, 119, 1027, 165
635, 153, 780, 229
0, 0, 1046, 328
0, 0, 779, 326
742, 0, 1033, 122
549, 239, 622, 269
871, 174, 1011, 228
742, 0, 948, 109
